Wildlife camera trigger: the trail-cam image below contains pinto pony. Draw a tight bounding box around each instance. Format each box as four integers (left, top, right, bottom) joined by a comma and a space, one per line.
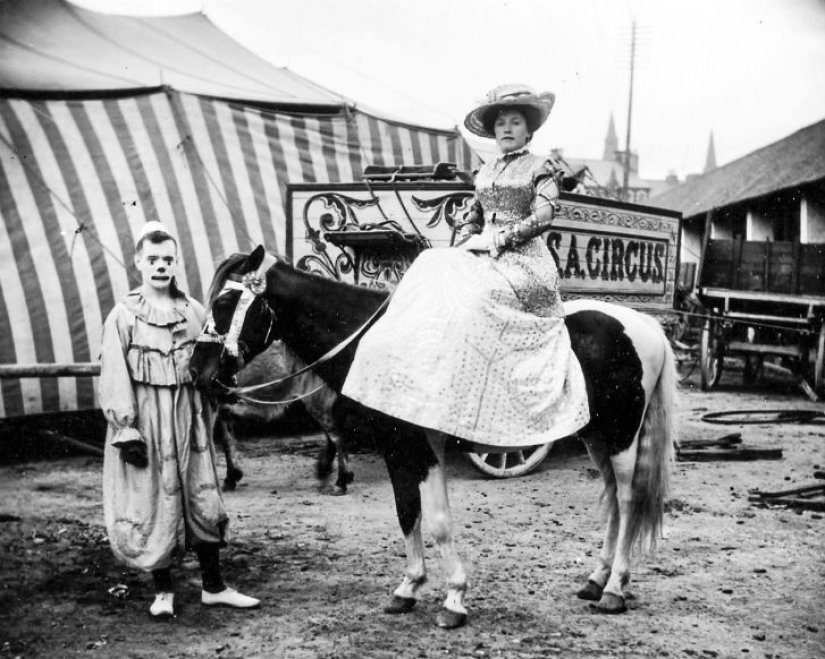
190, 247, 676, 628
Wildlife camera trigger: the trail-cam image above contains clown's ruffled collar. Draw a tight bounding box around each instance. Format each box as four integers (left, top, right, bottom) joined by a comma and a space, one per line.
123, 289, 189, 327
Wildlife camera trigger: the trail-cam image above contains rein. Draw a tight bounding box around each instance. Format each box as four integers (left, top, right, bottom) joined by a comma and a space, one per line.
222, 381, 330, 407
226, 292, 391, 399
201, 254, 392, 405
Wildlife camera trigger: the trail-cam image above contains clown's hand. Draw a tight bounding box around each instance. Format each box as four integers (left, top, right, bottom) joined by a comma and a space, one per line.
119, 440, 148, 468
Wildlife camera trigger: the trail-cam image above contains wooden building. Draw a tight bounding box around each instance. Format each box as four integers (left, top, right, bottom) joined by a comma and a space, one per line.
650, 119, 825, 394
650, 118, 825, 291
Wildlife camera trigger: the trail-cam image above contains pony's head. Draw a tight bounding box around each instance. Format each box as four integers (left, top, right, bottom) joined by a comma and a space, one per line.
190, 246, 280, 396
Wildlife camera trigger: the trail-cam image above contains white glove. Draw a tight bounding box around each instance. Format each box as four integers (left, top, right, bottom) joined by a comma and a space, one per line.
457, 232, 495, 254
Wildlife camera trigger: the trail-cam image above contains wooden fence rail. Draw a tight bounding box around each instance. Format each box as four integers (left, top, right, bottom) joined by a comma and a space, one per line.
0, 363, 101, 378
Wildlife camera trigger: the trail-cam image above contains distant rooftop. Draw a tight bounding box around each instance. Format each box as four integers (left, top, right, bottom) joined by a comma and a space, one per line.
649, 118, 825, 221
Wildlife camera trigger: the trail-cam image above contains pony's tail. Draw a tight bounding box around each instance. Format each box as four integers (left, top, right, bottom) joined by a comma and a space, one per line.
628, 328, 676, 553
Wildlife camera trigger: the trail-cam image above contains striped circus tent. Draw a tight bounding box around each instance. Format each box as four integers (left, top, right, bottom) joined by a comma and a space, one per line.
0, 2, 479, 418
0, 89, 476, 419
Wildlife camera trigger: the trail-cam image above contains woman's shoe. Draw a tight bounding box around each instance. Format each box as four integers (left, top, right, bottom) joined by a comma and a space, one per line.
149, 592, 174, 617
201, 587, 260, 608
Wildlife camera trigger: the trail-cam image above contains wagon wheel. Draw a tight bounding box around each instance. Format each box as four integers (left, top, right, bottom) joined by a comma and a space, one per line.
466, 443, 553, 479
700, 318, 724, 390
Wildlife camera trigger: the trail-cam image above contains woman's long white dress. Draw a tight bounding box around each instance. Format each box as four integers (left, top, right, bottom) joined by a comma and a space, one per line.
342, 150, 590, 447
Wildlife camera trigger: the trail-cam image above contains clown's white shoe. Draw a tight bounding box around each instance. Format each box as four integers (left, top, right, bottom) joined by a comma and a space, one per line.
201, 587, 260, 608
150, 592, 174, 617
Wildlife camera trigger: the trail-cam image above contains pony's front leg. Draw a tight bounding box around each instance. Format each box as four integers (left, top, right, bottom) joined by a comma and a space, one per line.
382, 439, 428, 615
214, 410, 243, 491
422, 431, 468, 629
385, 516, 427, 614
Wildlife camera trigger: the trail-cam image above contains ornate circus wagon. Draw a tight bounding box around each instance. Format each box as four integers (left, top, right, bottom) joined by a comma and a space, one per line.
286, 164, 682, 477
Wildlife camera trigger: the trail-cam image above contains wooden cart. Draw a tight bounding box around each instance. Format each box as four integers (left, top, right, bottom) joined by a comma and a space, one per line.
287, 164, 681, 477
697, 237, 825, 397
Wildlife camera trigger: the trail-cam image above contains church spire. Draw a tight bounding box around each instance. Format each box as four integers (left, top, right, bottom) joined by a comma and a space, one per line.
603, 114, 619, 161
704, 131, 717, 173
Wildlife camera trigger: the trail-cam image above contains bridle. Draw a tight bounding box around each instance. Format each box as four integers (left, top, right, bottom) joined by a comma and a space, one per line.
199, 250, 277, 357
197, 253, 391, 406
199, 279, 276, 362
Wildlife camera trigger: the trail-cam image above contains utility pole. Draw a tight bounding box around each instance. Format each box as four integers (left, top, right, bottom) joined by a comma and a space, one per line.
622, 21, 636, 202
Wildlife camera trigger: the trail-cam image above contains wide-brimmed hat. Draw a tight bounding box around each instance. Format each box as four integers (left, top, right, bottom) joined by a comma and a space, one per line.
464, 83, 555, 138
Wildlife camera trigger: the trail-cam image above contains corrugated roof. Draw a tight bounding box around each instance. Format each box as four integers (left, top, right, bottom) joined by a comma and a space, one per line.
0, 0, 351, 107
649, 118, 825, 220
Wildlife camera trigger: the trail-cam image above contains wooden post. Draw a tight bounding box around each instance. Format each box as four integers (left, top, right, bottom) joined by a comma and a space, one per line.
791, 241, 800, 294
697, 209, 713, 289
731, 235, 743, 290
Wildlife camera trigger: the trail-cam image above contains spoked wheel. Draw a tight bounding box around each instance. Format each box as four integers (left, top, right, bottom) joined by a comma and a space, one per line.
700, 318, 725, 391
466, 443, 553, 479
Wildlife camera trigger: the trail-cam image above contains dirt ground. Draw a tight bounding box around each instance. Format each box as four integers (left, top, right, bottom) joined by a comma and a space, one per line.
1, 365, 823, 659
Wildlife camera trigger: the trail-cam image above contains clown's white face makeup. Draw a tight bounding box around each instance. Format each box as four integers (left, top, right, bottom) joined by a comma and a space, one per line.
135, 239, 178, 295
494, 109, 531, 154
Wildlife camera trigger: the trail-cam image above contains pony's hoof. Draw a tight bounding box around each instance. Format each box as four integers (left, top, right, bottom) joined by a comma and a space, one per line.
223, 469, 243, 491
436, 607, 467, 629
384, 596, 416, 614
590, 592, 628, 614
329, 486, 348, 497
576, 580, 603, 601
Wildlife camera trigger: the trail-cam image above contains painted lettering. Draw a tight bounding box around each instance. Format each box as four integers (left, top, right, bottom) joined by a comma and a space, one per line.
653, 243, 665, 283
624, 241, 639, 281
564, 234, 585, 279
610, 239, 625, 281
586, 237, 602, 279
638, 242, 652, 283
601, 238, 610, 281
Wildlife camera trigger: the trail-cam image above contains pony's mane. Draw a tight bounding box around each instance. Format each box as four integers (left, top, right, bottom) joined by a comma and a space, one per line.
208, 253, 248, 304
209, 249, 388, 306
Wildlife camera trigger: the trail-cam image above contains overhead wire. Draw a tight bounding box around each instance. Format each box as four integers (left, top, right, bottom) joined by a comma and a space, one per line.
0, 130, 127, 270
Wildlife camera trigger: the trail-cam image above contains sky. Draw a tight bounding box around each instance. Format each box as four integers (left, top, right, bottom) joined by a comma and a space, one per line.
72, 0, 825, 181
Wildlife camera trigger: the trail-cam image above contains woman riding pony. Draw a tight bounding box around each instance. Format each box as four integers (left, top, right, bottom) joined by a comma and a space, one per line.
342, 83, 590, 449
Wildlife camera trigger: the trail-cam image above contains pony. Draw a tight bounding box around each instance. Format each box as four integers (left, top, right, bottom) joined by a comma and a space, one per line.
190, 246, 676, 628
212, 341, 352, 494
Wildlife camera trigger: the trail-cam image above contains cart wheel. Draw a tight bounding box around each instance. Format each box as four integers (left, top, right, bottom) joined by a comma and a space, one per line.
466, 443, 553, 479
700, 319, 724, 390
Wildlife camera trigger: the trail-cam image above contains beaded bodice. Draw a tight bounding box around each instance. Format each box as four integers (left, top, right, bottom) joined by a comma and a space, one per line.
470, 149, 563, 317
474, 150, 556, 226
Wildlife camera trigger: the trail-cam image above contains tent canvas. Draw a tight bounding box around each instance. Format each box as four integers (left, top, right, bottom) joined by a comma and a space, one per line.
0, 1, 479, 418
